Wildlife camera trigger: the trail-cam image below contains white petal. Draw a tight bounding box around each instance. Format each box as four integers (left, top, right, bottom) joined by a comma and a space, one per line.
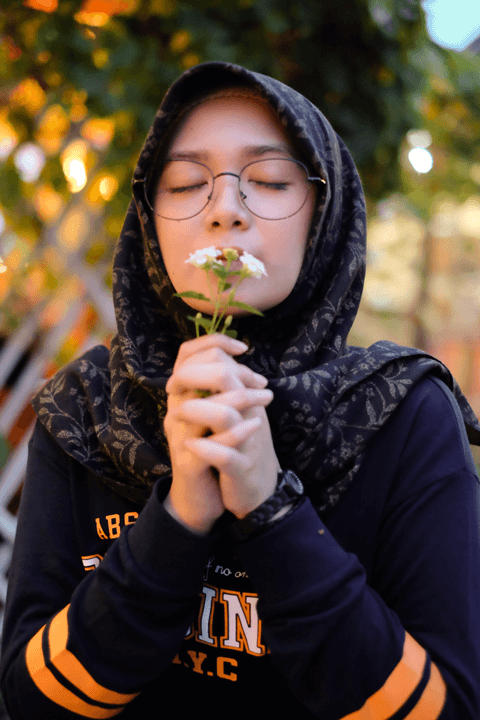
186, 246, 221, 266
240, 252, 267, 277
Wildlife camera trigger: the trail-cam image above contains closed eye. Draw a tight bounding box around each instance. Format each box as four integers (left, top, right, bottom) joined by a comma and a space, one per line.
251, 181, 290, 190
169, 182, 208, 194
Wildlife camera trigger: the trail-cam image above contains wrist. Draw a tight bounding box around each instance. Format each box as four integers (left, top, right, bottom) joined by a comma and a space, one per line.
163, 494, 217, 536
229, 469, 304, 542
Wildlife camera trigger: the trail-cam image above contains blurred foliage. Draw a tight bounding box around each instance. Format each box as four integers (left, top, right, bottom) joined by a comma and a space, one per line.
1, 0, 480, 347
1, 0, 479, 203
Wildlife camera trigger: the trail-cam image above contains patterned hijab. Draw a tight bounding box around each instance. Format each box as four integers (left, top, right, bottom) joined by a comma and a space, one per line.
33, 62, 480, 513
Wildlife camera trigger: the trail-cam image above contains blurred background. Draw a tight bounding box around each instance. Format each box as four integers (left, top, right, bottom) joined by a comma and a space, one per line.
0, 0, 480, 639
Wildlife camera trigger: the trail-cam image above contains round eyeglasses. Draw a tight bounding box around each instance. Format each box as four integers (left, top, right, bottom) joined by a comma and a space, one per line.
138, 158, 326, 221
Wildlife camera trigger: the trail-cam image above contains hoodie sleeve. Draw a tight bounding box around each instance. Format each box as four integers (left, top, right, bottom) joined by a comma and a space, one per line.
235, 377, 480, 720
0, 422, 216, 719
2, 379, 479, 719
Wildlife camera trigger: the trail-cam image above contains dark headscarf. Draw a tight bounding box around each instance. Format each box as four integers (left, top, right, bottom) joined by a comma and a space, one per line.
33, 62, 480, 514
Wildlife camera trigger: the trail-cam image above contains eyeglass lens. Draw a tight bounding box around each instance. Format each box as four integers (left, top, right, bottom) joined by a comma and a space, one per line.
151, 159, 311, 220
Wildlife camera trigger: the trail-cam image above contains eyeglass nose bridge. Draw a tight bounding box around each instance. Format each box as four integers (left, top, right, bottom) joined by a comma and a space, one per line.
214, 172, 240, 180
210, 171, 247, 203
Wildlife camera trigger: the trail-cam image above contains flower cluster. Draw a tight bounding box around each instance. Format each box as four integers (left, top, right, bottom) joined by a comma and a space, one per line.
175, 246, 267, 337
186, 246, 222, 268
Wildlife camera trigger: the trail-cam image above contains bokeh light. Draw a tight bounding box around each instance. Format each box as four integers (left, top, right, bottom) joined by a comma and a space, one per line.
408, 147, 434, 173
61, 141, 89, 192
98, 175, 118, 201
407, 129, 433, 148
13, 143, 46, 183
0, 116, 19, 161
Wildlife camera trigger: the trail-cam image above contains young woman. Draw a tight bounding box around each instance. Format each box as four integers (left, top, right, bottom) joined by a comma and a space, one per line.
1, 62, 480, 719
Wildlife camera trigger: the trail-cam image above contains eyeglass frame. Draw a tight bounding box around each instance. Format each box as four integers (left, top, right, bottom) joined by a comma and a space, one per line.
134, 157, 327, 222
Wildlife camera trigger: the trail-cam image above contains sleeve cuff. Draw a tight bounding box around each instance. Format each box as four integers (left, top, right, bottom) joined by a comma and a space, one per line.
126, 479, 216, 589
235, 496, 356, 605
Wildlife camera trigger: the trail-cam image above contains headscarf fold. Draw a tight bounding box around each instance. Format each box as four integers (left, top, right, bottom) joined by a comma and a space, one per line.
33, 62, 480, 513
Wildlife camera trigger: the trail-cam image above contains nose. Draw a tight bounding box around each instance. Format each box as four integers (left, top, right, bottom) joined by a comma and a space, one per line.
204, 173, 251, 230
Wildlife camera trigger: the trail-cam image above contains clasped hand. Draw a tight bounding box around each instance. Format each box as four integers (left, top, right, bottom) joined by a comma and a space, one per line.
163, 334, 280, 534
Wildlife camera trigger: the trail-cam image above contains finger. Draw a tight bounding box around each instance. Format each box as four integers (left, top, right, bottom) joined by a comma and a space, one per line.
176, 334, 248, 367
175, 399, 244, 434
179, 343, 247, 371
167, 362, 267, 396
175, 389, 272, 434
212, 415, 263, 449
184, 419, 260, 469
208, 388, 273, 411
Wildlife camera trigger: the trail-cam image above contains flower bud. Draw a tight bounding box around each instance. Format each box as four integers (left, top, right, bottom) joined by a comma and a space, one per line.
223, 247, 239, 261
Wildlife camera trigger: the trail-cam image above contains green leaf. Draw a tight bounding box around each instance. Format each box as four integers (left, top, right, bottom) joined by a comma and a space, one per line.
212, 266, 242, 279
228, 301, 264, 316
225, 328, 238, 338
187, 315, 214, 332
175, 291, 211, 301
211, 265, 227, 279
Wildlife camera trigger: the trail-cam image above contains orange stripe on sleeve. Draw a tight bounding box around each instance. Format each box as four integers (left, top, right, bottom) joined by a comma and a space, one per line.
341, 632, 427, 720
25, 624, 124, 718
404, 662, 447, 720
48, 605, 140, 706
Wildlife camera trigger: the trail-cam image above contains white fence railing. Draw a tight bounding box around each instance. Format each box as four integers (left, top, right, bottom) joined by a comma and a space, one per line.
0, 284, 115, 630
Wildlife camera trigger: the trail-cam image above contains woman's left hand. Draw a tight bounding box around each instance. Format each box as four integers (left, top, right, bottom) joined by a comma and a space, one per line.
179, 396, 281, 519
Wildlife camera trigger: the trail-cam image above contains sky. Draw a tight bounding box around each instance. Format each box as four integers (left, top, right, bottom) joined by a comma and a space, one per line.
422, 0, 480, 50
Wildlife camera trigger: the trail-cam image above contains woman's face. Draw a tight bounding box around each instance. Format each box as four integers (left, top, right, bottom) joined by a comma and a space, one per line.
153, 94, 316, 316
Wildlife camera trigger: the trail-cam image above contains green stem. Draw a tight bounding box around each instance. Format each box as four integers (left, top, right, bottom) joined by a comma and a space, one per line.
225, 272, 246, 312
201, 260, 247, 335
209, 259, 229, 334
205, 270, 219, 334
213, 260, 235, 333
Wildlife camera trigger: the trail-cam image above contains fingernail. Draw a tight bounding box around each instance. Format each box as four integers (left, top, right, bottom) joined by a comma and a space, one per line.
232, 339, 248, 351
253, 389, 273, 402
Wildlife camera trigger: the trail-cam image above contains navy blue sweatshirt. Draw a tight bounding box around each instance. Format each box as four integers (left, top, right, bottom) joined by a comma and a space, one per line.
1, 376, 479, 719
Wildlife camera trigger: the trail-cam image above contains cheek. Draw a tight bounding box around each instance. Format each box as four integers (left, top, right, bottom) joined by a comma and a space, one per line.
293, 197, 315, 264
273, 214, 311, 269
155, 219, 186, 286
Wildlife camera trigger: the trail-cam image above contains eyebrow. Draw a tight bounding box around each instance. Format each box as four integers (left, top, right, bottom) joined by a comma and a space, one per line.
166, 143, 295, 162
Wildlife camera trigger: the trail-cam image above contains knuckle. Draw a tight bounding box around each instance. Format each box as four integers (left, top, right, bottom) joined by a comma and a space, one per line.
226, 407, 242, 427
236, 388, 250, 405
239, 365, 255, 380
223, 456, 238, 475
219, 367, 232, 386
210, 347, 226, 362
176, 342, 190, 361
242, 456, 254, 472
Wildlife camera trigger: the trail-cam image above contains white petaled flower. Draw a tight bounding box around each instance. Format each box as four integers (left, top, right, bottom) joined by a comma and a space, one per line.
186, 246, 222, 268
176, 245, 265, 339
240, 251, 267, 278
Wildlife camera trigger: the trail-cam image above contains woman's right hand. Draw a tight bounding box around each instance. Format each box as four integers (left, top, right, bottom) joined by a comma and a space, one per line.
163, 334, 273, 534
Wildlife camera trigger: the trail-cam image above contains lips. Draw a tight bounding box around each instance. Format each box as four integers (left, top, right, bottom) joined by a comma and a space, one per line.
216, 246, 244, 272
221, 260, 243, 272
